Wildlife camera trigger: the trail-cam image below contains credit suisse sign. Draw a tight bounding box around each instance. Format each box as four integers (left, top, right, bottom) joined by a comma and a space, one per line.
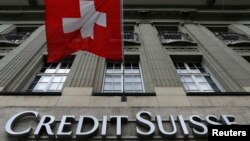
5, 111, 237, 139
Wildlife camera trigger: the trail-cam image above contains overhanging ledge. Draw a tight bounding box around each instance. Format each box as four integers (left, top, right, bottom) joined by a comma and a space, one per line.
0, 92, 61, 96
187, 92, 250, 96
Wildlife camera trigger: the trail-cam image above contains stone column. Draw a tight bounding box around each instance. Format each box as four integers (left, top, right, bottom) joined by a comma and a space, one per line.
0, 25, 46, 91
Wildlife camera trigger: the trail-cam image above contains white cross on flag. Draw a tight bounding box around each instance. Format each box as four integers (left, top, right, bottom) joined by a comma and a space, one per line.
45, 0, 122, 62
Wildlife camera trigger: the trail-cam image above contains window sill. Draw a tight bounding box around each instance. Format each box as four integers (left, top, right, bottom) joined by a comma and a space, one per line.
187, 92, 250, 96
93, 93, 156, 96
0, 92, 61, 96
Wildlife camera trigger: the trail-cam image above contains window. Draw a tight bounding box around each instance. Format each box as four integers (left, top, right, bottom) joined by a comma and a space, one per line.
174, 62, 221, 92
103, 62, 144, 93
27, 62, 72, 92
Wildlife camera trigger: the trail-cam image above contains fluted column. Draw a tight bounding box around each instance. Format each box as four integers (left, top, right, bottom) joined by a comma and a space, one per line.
0, 25, 46, 91
139, 24, 182, 89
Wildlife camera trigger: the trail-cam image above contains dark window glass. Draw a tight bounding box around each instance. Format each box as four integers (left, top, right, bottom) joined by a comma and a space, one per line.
177, 63, 185, 69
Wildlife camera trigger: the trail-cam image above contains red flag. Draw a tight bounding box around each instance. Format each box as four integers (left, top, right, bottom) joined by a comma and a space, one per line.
45, 0, 122, 62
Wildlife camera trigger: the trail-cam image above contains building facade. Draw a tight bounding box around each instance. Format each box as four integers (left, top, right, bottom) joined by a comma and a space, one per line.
0, 0, 250, 140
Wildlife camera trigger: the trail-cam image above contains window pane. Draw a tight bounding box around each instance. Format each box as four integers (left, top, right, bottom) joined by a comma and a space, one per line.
68, 63, 72, 68
125, 75, 133, 82
57, 69, 66, 73
61, 76, 67, 82
177, 63, 185, 68
125, 82, 133, 90
57, 63, 71, 73
205, 76, 221, 92
131, 68, 140, 73
104, 82, 112, 90
194, 63, 202, 67
134, 82, 142, 90
198, 68, 206, 73
183, 83, 189, 90
190, 69, 200, 73
33, 83, 47, 91
50, 63, 58, 69
125, 63, 131, 69
180, 76, 185, 82
113, 69, 121, 73
43, 63, 50, 68
40, 68, 47, 73
45, 69, 56, 73
106, 62, 121, 73
195, 76, 206, 82
57, 83, 64, 90
181, 76, 193, 82
65, 69, 70, 73
39, 76, 51, 82
106, 62, 113, 68
132, 63, 139, 69
113, 75, 121, 82
28, 83, 36, 91
125, 69, 133, 73
186, 82, 198, 91
133, 75, 141, 82
105, 75, 113, 82
33, 76, 41, 83
210, 83, 221, 92
106, 69, 114, 73
187, 63, 195, 68
174, 63, 178, 69
113, 82, 121, 90
179, 69, 188, 73
199, 82, 213, 91
114, 63, 121, 69
48, 83, 60, 91
52, 76, 63, 82
60, 63, 68, 69
189, 62, 200, 73
204, 76, 214, 83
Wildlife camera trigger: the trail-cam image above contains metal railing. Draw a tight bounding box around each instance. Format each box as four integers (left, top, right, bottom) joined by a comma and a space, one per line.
215, 32, 250, 46
0, 32, 30, 45
159, 31, 196, 45
123, 32, 140, 45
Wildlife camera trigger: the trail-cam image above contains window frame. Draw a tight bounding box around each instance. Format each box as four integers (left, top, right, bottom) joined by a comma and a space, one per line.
26, 62, 72, 92
102, 61, 145, 93
175, 62, 222, 92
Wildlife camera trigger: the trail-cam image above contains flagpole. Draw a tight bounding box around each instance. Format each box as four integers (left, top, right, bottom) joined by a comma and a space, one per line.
121, 0, 126, 102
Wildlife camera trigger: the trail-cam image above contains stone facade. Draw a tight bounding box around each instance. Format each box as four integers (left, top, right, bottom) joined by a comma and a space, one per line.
0, 0, 250, 140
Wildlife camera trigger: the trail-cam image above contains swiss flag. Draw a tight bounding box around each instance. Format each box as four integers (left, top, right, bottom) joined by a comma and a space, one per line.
45, 0, 122, 62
